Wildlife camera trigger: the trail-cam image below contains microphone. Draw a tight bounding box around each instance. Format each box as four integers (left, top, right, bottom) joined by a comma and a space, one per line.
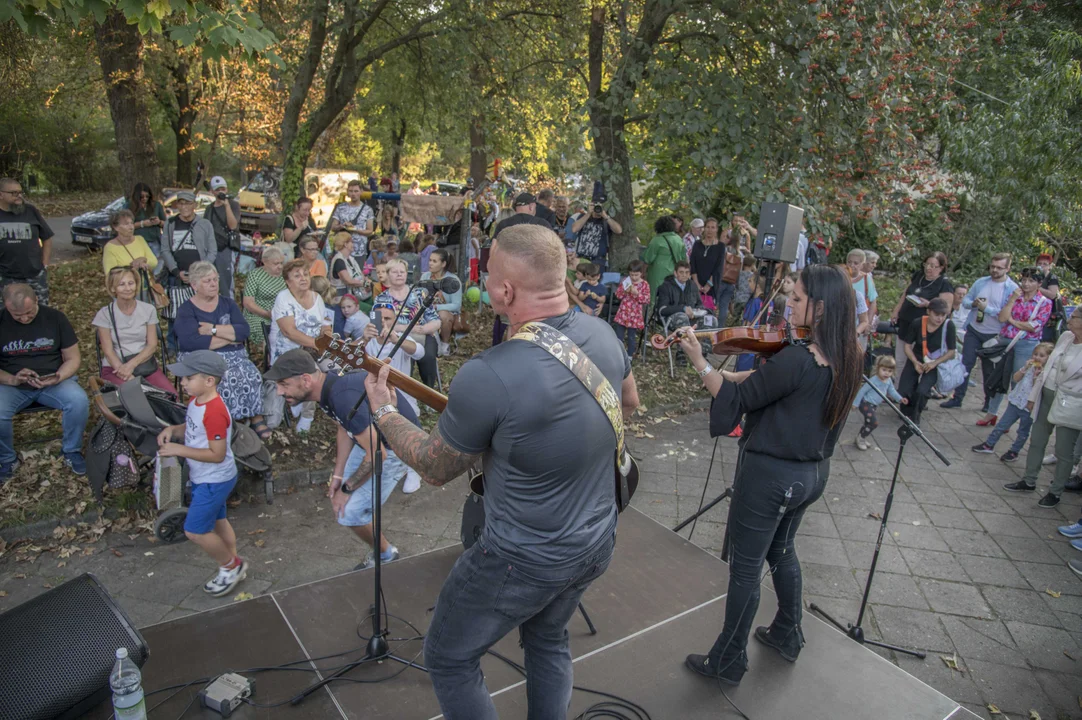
418, 276, 462, 296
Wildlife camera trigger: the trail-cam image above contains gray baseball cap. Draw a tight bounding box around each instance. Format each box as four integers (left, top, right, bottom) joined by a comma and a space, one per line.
264, 348, 319, 381
167, 350, 226, 378
174, 190, 197, 202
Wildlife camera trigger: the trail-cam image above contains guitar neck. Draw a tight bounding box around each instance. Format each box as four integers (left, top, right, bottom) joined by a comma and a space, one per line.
359, 353, 448, 412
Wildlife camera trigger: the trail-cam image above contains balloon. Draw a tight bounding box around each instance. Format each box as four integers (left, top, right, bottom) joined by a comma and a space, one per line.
466, 286, 481, 303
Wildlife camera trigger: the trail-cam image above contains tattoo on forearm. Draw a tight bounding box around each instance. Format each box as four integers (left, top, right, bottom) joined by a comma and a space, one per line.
344, 456, 373, 492
377, 413, 480, 486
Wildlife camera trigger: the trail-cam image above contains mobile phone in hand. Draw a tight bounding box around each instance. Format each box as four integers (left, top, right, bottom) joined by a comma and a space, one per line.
370, 308, 383, 335
36, 373, 56, 381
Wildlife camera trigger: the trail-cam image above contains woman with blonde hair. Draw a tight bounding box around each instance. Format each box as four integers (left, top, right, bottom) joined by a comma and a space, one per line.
93, 266, 174, 395
374, 257, 441, 389
330, 231, 369, 296
268, 259, 330, 432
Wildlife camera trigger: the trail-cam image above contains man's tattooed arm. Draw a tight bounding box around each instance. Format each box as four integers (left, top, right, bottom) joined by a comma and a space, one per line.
342, 455, 373, 493
375, 412, 480, 486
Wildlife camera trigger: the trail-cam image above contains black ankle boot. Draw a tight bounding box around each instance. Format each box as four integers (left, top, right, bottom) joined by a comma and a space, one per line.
754, 624, 805, 662
684, 652, 748, 686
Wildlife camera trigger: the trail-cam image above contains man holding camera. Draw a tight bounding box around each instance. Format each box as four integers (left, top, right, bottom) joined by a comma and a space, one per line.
204, 176, 240, 298
571, 202, 622, 274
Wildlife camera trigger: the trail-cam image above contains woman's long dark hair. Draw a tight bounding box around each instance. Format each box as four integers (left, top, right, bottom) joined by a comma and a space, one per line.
801, 264, 864, 428
129, 182, 154, 211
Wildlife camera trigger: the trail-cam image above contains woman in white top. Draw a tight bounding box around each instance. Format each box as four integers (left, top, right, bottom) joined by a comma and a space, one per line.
1008, 308, 1082, 506
329, 232, 369, 297
269, 259, 330, 432
93, 267, 175, 396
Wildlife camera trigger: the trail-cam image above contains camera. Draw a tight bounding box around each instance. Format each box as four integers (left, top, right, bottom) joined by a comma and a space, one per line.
593, 204, 603, 215
216, 191, 228, 201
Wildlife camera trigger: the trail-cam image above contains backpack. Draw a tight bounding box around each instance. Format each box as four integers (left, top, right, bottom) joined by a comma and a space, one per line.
806, 242, 828, 266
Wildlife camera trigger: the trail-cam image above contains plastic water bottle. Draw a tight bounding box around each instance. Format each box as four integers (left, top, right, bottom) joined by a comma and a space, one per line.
109, 648, 147, 720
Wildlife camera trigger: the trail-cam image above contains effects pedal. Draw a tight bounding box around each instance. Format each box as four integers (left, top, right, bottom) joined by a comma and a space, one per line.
198, 672, 255, 717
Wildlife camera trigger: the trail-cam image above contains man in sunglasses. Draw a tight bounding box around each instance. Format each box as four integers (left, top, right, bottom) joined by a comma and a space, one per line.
0, 178, 54, 305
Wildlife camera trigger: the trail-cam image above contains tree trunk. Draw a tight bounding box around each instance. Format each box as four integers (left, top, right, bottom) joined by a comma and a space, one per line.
170, 57, 199, 186
591, 112, 637, 270
95, 10, 161, 194
391, 117, 407, 176
469, 115, 487, 186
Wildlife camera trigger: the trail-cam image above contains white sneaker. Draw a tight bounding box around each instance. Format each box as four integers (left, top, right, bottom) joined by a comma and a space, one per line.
438, 341, 450, 357
402, 468, 422, 494
355, 545, 399, 571
295, 416, 313, 433
204, 558, 248, 597
1043, 453, 1057, 465
290, 403, 304, 418
855, 435, 870, 451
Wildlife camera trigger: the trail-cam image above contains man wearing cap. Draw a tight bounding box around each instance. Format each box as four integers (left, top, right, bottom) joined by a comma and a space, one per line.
0, 177, 54, 305
158, 349, 249, 597
571, 202, 622, 274
683, 218, 704, 259
204, 176, 240, 297
161, 192, 216, 346
494, 192, 554, 237
265, 349, 422, 569
1036, 253, 1061, 343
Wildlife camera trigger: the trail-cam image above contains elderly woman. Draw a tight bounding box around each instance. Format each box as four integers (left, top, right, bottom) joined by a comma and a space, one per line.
174, 261, 268, 436
420, 248, 462, 356
861, 249, 880, 325
102, 209, 158, 284
93, 266, 174, 395
241, 246, 286, 346
1006, 308, 1082, 508
375, 258, 441, 388
329, 232, 369, 296
268, 260, 330, 432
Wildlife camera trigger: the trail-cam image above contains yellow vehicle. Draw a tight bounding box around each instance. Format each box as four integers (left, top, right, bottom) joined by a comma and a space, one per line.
238, 167, 362, 235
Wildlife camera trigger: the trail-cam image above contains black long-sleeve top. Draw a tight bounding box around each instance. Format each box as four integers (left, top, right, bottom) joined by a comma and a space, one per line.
710, 344, 843, 461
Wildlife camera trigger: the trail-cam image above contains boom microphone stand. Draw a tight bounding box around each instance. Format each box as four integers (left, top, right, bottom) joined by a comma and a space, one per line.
809, 375, 949, 659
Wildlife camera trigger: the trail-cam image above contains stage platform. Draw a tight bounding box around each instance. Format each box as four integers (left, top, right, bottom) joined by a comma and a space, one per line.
84, 509, 979, 719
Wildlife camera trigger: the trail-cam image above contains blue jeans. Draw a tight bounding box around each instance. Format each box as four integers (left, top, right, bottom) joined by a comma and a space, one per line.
984, 402, 1033, 453
0, 378, 89, 463
424, 531, 616, 720
715, 281, 736, 324
615, 324, 640, 356
951, 326, 995, 402
337, 444, 406, 527
986, 337, 1038, 416
707, 451, 827, 671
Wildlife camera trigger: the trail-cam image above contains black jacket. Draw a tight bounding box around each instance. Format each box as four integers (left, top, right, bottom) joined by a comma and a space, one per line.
657, 275, 702, 319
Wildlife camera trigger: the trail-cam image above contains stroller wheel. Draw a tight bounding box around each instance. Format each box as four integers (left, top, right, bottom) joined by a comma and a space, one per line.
154, 507, 189, 544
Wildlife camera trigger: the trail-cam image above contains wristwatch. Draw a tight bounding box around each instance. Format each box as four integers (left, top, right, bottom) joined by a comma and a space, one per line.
339, 477, 355, 494
211, 326, 217, 336
373, 404, 399, 423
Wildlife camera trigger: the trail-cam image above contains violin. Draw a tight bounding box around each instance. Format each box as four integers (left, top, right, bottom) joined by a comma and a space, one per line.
649, 324, 810, 356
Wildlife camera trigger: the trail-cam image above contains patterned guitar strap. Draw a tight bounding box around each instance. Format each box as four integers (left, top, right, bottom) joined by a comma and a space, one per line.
511, 322, 634, 509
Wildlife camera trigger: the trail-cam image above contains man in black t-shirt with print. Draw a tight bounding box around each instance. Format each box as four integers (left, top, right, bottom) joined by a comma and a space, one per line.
0, 284, 88, 482
204, 176, 240, 298
0, 178, 54, 305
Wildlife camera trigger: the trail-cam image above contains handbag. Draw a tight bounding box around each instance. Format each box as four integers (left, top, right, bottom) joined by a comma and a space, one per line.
920, 316, 965, 393
721, 249, 740, 285
107, 303, 159, 378
88, 418, 139, 495
140, 268, 169, 310
1048, 387, 1082, 430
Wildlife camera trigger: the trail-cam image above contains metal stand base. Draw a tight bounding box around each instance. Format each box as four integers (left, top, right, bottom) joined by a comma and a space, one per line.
808, 602, 926, 659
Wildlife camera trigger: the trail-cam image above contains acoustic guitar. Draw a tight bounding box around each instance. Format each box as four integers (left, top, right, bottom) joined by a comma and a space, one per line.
313, 334, 640, 542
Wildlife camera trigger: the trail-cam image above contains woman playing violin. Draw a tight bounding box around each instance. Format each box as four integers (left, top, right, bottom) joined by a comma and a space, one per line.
679, 264, 863, 687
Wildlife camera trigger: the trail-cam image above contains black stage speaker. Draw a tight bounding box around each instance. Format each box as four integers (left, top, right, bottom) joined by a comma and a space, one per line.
0, 573, 148, 720
753, 203, 804, 263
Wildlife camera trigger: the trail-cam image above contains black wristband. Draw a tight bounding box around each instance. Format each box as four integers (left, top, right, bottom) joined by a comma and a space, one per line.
339, 479, 355, 494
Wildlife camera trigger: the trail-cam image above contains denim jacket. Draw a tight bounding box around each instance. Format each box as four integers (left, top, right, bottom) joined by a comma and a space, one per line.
961, 276, 1019, 331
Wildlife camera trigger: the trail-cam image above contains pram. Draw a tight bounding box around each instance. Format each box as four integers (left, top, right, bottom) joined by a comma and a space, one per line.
88, 378, 274, 544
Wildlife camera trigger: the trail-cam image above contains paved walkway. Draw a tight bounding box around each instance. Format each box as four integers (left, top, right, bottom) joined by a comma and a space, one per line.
1, 394, 1080, 719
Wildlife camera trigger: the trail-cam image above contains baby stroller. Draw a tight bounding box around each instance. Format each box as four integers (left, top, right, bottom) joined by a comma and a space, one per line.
88, 378, 274, 544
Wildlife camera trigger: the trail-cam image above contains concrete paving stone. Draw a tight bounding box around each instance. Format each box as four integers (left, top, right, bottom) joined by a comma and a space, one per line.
679, 520, 727, 550
955, 490, 1016, 514
1044, 538, 1082, 564
855, 570, 929, 610
795, 535, 850, 568
628, 490, 678, 519
941, 471, 994, 492
958, 702, 995, 720
972, 463, 1026, 482
981, 586, 1061, 627
823, 474, 872, 498
176, 578, 273, 613
892, 655, 984, 706
101, 559, 215, 606
876, 479, 917, 504
800, 562, 862, 599
832, 513, 888, 543
898, 547, 967, 582
633, 471, 677, 494
909, 484, 965, 508
1034, 669, 1082, 719
842, 540, 909, 575
924, 506, 985, 532
955, 554, 1032, 589
1014, 561, 1082, 597
881, 502, 932, 527
822, 493, 880, 518
940, 615, 1026, 668
916, 578, 993, 619
965, 659, 1053, 718
1004, 620, 1082, 674
994, 534, 1067, 565
1039, 592, 1082, 627
794, 511, 839, 539
939, 528, 1007, 558
971, 510, 1040, 539
870, 605, 954, 654
111, 594, 175, 628
801, 594, 870, 633
889, 524, 951, 552
157, 607, 196, 624
267, 551, 363, 591
999, 492, 1074, 520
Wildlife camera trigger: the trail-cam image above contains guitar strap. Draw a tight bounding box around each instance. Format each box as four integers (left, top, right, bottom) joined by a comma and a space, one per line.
511, 322, 634, 509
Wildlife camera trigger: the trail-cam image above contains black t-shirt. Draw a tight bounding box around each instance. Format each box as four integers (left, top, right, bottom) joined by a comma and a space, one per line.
168, 218, 202, 274
0, 305, 77, 379
897, 269, 954, 330
494, 213, 553, 238
901, 318, 957, 355
283, 215, 316, 244
535, 203, 557, 226
0, 203, 54, 279
1042, 273, 1062, 319
204, 200, 241, 252
319, 369, 419, 437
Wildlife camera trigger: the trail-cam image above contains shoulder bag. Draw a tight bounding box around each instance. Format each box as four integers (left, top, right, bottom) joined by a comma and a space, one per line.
1047, 345, 1082, 429
107, 303, 159, 378
921, 317, 964, 393
721, 247, 740, 285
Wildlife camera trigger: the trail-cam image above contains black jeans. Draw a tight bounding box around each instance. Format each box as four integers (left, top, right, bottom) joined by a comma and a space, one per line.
416, 334, 440, 388
858, 400, 878, 438
424, 531, 616, 719
615, 324, 640, 356
707, 451, 828, 671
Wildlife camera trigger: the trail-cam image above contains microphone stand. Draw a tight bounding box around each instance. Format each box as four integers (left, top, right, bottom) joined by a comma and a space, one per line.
291, 289, 442, 705
809, 374, 949, 659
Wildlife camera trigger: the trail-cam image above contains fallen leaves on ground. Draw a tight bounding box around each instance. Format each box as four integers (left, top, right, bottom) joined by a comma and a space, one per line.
940, 654, 963, 674
1045, 588, 1061, 598
987, 704, 1001, 715
234, 592, 254, 601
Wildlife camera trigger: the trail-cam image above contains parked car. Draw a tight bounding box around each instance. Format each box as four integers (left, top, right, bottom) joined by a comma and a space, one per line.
238, 167, 361, 236
71, 190, 214, 250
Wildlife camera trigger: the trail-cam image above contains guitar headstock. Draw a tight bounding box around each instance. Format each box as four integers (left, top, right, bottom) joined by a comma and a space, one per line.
314, 333, 368, 372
